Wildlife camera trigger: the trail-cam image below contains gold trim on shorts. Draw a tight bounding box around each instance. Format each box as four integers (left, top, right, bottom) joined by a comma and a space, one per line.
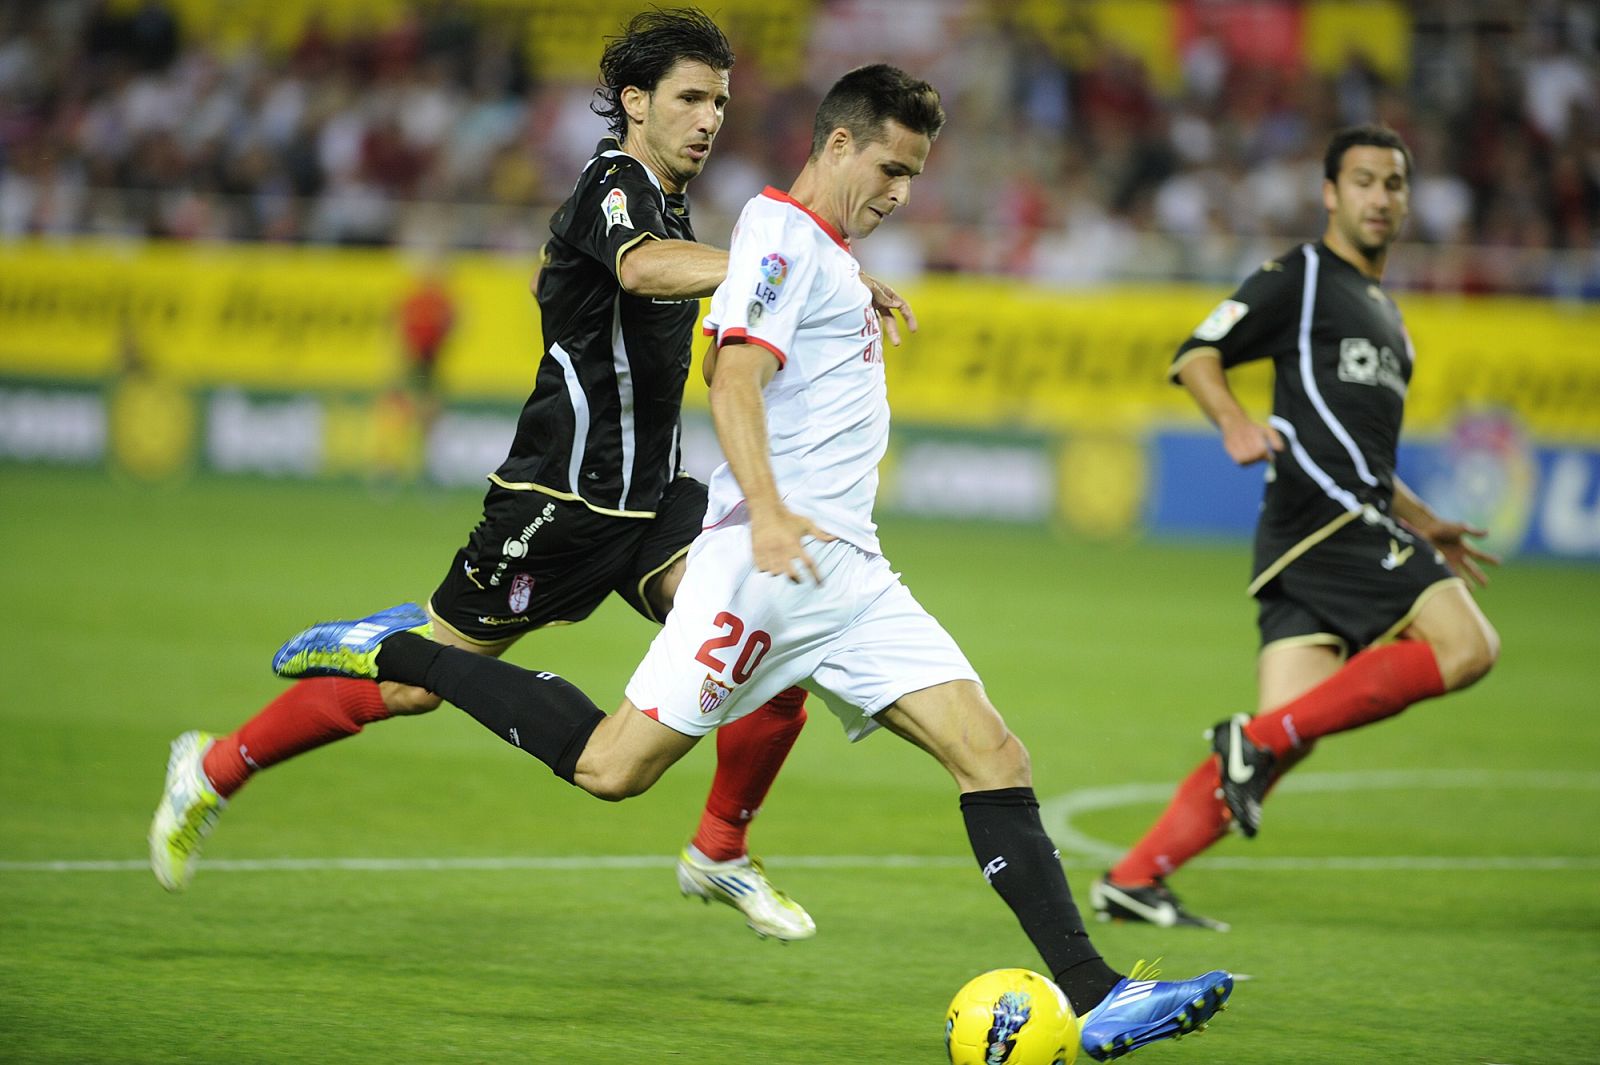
634, 542, 693, 626
1371, 577, 1467, 647
1260, 632, 1349, 659
425, 600, 571, 648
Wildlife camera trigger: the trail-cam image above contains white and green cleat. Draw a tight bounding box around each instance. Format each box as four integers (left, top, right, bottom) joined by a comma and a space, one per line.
149, 730, 226, 893
676, 846, 817, 942
272, 603, 433, 680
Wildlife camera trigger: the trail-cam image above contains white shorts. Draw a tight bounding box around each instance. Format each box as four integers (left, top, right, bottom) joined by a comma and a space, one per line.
624, 523, 981, 740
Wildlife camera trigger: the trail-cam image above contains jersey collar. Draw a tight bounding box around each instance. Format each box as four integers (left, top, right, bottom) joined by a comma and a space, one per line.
760, 186, 850, 252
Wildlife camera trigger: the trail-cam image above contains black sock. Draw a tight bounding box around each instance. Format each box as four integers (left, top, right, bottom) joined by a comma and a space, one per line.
376, 633, 604, 784
960, 787, 1122, 1012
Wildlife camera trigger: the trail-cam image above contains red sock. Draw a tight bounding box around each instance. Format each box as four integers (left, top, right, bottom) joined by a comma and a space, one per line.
1108, 758, 1229, 886
1244, 640, 1446, 757
1109, 742, 1319, 885
201, 678, 391, 798
690, 686, 808, 861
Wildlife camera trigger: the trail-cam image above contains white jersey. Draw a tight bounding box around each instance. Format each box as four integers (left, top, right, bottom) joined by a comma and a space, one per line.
701, 186, 887, 554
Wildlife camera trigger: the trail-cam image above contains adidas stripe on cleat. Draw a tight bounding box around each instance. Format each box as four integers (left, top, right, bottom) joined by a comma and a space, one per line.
272, 603, 432, 680
1078, 959, 1234, 1061
675, 847, 816, 942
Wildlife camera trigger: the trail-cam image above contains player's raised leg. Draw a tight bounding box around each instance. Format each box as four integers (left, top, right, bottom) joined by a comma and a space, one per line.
879, 680, 1233, 1060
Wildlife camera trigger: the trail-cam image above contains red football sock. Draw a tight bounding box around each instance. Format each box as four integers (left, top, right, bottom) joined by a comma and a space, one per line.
1244, 640, 1445, 757
1108, 758, 1229, 886
201, 678, 391, 798
1109, 742, 1319, 885
690, 686, 808, 861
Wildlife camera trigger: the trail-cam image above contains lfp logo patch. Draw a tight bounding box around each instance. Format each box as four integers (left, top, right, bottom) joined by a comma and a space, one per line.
603, 187, 632, 233
754, 252, 789, 308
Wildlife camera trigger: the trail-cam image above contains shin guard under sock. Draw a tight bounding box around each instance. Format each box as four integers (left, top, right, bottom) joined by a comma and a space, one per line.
960, 787, 1120, 1012
377, 634, 604, 784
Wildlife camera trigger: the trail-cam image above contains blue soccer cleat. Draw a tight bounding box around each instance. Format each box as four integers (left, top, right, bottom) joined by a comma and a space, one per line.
272, 603, 433, 680
1078, 959, 1233, 1060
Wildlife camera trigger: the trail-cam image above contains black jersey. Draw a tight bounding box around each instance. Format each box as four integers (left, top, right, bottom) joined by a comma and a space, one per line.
1172, 241, 1416, 546
493, 139, 699, 517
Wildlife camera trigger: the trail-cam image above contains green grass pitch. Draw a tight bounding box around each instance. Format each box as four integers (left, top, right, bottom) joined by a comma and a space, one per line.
2, 467, 1598, 1063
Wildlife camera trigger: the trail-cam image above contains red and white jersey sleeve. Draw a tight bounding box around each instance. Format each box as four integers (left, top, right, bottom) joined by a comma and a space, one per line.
702, 187, 889, 553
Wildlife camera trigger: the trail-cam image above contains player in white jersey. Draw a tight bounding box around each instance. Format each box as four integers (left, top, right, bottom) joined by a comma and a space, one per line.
273, 65, 1237, 1061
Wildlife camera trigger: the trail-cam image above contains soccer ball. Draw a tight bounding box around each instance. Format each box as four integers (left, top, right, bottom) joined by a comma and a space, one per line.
945, 968, 1078, 1065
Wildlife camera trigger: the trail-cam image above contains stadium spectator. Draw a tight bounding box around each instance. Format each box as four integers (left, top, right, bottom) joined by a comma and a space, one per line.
0, 0, 1595, 293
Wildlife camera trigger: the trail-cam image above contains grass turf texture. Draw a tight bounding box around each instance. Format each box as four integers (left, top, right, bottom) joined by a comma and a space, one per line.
3, 466, 1598, 1063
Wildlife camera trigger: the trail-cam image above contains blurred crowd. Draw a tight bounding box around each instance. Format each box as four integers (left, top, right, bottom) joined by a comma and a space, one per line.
1, 0, 1597, 295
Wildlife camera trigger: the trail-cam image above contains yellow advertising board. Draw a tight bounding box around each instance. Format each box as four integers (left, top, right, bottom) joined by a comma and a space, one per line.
2, 242, 1597, 440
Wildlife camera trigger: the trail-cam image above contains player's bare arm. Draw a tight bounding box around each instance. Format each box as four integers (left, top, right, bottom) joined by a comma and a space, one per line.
1392, 476, 1500, 587
707, 342, 836, 583
617, 238, 730, 299
1176, 348, 1284, 465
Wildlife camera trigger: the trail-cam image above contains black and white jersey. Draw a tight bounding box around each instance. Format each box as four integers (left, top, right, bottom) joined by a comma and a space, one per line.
492, 138, 699, 517
1172, 241, 1416, 544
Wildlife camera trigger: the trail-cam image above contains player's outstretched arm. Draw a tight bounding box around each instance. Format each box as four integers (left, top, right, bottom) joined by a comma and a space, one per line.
1393, 476, 1501, 587
618, 238, 729, 300
707, 343, 835, 583
1176, 350, 1284, 465
860, 271, 917, 347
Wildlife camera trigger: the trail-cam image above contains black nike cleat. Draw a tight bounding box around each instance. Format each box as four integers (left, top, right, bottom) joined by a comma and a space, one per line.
1090, 874, 1231, 932
1208, 713, 1274, 838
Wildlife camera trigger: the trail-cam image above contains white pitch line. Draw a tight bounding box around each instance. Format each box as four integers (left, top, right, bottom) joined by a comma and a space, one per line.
1039, 768, 1600, 866
2, 853, 1599, 875
5, 770, 1597, 876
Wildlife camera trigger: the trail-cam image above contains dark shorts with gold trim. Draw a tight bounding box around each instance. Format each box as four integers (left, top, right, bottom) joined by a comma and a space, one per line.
428, 476, 707, 644
1253, 510, 1456, 653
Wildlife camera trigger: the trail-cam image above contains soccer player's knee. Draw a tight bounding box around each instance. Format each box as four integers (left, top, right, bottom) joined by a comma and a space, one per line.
581, 763, 652, 803
1442, 621, 1500, 691
965, 730, 1031, 790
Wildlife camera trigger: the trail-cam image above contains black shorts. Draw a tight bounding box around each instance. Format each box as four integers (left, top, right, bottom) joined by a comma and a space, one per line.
1251, 508, 1460, 654
428, 476, 708, 645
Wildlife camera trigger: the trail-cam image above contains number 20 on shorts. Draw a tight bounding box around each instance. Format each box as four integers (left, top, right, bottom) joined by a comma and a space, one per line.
695, 611, 772, 684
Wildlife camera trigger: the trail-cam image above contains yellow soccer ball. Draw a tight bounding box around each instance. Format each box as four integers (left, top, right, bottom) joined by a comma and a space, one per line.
945, 968, 1079, 1065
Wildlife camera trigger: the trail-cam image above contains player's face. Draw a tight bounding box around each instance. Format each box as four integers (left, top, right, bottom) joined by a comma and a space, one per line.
836, 120, 930, 239
633, 59, 730, 193
1323, 145, 1409, 258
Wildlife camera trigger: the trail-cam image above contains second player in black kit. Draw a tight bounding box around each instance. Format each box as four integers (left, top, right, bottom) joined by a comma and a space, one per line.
431, 139, 710, 638
1169, 239, 1451, 651
1091, 125, 1501, 932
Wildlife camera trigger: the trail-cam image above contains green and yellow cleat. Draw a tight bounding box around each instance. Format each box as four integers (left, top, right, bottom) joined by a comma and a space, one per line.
272, 603, 432, 680
149, 730, 226, 893
676, 846, 816, 942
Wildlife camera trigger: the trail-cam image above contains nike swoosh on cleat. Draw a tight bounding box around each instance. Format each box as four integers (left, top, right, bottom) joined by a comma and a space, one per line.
1100, 884, 1177, 926
1225, 719, 1255, 784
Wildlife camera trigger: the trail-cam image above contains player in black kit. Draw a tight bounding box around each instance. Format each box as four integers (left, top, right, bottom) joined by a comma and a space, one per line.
151, 9, 913, 942
1090, 125, 1502, 931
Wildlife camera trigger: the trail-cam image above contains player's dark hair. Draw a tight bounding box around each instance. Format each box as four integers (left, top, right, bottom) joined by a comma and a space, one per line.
593, 7, 735, 139
1324, 124, 1413, 184
809, 63, 946, 157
